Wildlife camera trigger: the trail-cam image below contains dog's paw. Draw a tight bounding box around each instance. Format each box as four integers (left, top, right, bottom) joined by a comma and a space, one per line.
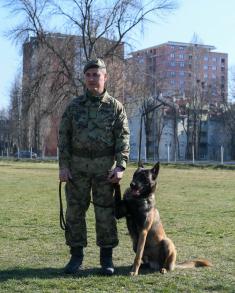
160, 268, 167, 274
130, 271, 138, 276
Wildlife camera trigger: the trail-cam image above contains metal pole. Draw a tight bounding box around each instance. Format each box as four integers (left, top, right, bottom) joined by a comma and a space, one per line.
192, 145, 195, 164
221, 145, 224, 165
138, 114, 143, 166
144, 146, 147, 163
167, 145, 170, 163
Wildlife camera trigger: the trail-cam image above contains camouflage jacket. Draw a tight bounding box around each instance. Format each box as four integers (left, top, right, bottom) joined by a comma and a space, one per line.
58, 90, 130, 169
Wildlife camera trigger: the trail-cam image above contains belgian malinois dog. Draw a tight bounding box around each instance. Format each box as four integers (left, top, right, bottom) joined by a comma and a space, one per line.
115, 162, 212, 276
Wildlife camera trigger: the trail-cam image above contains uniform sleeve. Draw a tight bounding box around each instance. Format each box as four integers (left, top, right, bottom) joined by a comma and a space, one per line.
58, 105, 72, 169
113, 102, 130, 169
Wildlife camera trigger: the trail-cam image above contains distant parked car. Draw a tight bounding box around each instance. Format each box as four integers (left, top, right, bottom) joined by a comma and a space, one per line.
14, 150, 37, 159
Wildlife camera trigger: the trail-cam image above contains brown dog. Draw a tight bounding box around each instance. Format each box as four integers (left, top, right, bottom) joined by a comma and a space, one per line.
115, 162, 212, 276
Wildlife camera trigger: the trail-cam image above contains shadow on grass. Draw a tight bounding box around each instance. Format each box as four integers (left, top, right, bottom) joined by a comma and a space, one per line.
0, 264, 156, 282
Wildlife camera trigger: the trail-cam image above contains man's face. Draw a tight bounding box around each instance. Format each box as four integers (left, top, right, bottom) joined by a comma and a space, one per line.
84, 67, 107, 95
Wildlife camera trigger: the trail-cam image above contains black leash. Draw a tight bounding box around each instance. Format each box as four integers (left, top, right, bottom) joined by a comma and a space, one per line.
59, 181, 122, 231
59, 181, 67, 231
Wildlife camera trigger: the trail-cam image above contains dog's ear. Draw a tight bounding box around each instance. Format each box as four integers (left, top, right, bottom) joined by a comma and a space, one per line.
151, 162, 160, 179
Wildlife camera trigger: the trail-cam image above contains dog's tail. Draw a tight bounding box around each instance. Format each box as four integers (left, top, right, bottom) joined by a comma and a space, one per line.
176, 258, 212, 269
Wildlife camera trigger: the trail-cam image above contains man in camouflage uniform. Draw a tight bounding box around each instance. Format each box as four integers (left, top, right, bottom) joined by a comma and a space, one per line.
58, 58, 130, 275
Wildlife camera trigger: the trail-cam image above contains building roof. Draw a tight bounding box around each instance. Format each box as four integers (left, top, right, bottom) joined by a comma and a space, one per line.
132, 41, 216, 54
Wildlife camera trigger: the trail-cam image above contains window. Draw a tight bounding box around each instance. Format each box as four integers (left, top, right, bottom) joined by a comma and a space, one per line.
204, 73, 208, 79
212, 65, 217, 71
180, 62, 185, 67
204, 56, 209, 61
170, 71, 176, 76
189, 55, 193, 60
138, 57, 144, 64
221, 58, 225, 63
170, 61, 176, 67
170, 79, 175, 84
170, 53, 175, 58
179, 54, 184, 59
212, 74, 216, 79
212, 57, 217, 62
179, 71, 185, 76
204, 65, 208, 70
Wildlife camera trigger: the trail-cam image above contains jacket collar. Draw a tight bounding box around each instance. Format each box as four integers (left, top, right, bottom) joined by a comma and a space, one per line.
82, 89, 110, 104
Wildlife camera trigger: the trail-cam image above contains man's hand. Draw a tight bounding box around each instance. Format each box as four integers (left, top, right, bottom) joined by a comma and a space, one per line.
59, 167, 72, 182
108, 166, 124, 184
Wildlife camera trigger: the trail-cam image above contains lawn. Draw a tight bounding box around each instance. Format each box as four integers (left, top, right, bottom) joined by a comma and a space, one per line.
0, 160, 234, 292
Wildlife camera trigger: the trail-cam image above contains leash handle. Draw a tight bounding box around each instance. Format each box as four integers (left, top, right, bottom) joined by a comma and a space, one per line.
113, 183, 121, 203
59, 181, 67, 231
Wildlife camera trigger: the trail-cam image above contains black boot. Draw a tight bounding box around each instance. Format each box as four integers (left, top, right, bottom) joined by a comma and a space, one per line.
100, 248, 114, 276
64, 246, 83, 274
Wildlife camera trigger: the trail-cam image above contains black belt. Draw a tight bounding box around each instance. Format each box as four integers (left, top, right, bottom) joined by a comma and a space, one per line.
72, 147, 114, 158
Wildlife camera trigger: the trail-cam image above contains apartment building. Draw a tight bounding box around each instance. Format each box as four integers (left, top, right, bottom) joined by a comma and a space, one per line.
128, 41, 230, 161
132, 41, 228, 104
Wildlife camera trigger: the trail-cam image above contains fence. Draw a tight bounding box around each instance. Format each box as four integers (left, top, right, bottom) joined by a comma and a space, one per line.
1, 146, 234, 166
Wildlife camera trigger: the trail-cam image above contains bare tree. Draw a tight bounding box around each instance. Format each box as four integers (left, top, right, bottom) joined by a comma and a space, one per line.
220, 69, 235, 161
0, 109, 10, 155
124, 53, 181, 161
224, 103, 235, 159
8, 74, 22, 153
123, 55, 165, 160
6, 0, 178, 84
183, 37, 218, 160
229, 66, 235, 102
5, 0, 178, 155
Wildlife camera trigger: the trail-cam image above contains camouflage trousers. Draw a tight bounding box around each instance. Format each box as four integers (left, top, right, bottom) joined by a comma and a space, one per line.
64, 170, 118, 248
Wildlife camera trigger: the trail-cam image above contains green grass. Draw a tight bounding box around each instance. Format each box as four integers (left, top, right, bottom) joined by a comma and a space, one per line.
0, 161, 234, 292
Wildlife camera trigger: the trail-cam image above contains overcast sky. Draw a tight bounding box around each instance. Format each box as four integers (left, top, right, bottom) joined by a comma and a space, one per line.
1, 0, 235, 110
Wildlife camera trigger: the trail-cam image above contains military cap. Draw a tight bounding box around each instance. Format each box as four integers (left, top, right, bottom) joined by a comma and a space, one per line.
83, 58, 106, 73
